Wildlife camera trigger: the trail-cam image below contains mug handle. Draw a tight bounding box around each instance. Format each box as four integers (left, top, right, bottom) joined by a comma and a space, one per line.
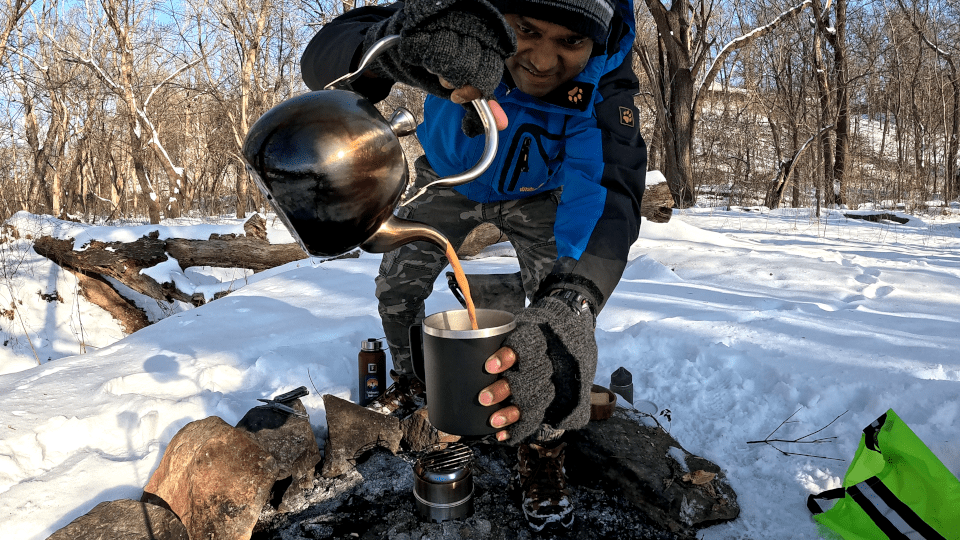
409, 323, 426, 384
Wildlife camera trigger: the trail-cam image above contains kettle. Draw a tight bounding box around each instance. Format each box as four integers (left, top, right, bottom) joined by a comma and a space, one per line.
242, 36, 498, 257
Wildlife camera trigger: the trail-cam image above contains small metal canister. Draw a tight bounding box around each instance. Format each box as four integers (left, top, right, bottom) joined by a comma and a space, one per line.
412, 442, 474, 523
610, 366, 634, 405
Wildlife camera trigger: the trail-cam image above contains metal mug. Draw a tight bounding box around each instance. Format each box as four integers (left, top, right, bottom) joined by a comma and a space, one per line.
411, 309, 516, 436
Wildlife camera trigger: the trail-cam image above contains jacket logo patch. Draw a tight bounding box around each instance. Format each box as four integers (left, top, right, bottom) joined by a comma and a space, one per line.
620, 106, 635, 127
568, 86, 584, 104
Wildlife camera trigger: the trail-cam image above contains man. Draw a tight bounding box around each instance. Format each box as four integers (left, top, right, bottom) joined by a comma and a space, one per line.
301, 0, 647, 530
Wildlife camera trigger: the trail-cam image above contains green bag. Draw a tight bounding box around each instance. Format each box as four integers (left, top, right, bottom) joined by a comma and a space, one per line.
808, 409, 960, 540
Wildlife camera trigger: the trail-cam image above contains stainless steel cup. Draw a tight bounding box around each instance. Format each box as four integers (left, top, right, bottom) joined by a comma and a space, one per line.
411, 309, 516, 436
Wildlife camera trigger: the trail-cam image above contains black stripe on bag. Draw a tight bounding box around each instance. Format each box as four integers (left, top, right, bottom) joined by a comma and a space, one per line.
863, 412, 887, 452
807, 488, 846, 515
863, 477, 947, 540
847, 484, 909, 540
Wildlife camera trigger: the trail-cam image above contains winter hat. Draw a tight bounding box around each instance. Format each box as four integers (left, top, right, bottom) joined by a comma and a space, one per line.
489, 0, 617, 44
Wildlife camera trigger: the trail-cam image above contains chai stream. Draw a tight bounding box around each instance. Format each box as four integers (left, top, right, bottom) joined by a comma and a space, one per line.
444, 241, 479, 330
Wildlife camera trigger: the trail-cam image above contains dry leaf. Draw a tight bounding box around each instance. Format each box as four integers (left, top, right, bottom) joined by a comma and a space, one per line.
682, 470, 716, 485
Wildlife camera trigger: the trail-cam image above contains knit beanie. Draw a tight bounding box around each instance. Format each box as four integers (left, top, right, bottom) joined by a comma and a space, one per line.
489, 0, 617, 44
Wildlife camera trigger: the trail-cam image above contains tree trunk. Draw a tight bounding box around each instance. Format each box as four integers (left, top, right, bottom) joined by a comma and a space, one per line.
667, 67, 697, 208
223, 0, 272, 219
811, 0, 834, 213
830, 0, 849, 207
766, 125, 831, 209
643, 0, 697, 208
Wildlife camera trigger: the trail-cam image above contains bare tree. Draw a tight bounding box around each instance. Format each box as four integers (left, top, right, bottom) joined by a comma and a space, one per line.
217, 0, 274, 219
895, 0, 960, 202
638, 0, 813, 207
55, 0, 198, 223
808, 0, 850, 208
0, 0, 31, 67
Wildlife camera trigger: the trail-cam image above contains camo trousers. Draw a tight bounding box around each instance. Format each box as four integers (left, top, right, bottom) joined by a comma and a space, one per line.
376, 157, 560, 376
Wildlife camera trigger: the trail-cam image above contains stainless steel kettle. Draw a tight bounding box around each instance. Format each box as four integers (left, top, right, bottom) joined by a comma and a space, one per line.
242, 36, 498, 257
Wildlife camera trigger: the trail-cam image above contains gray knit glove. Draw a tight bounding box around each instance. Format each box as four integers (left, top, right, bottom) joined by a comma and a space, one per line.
363, 0, 516, 136
501, 296, 598, 443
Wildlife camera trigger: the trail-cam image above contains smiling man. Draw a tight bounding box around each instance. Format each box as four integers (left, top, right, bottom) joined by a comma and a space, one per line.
503, 14, 594, 96
300, 0, 647, 530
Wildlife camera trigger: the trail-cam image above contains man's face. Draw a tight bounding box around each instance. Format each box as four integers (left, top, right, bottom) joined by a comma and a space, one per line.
503, 14, 594, 98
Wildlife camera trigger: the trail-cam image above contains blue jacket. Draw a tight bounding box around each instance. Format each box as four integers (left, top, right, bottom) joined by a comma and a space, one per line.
301, 0, 647, 309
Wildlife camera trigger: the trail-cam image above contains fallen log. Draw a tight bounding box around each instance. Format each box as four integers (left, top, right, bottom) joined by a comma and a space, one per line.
32, 184, 674, 331
70, 270, 151, 334
843, 212, 909, 224
33, 215, 308, 327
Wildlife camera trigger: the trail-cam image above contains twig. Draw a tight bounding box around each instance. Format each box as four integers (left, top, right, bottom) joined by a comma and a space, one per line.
747, 407, 848, 461
623, 403, 671, 434
0, 238, 41, 365
307, 368, 322, 397
73, 281, 87, 354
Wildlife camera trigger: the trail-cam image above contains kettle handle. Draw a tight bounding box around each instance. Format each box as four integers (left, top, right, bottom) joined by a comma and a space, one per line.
407, 98, 497, 200
323, 35, 402, 91
326, 35, 499, 203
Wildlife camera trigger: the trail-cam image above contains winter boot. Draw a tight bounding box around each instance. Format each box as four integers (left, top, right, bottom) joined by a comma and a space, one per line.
515, 441, 574, 531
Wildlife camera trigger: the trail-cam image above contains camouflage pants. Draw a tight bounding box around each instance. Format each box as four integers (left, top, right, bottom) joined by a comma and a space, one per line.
376, 157, 560, 376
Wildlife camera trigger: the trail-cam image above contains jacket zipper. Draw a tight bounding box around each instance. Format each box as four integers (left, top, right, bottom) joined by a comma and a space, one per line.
507, 137, 531, 192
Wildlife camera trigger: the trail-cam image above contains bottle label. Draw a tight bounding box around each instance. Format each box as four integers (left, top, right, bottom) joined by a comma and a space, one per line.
364, 375, 381, 399
368, 364, 378, 374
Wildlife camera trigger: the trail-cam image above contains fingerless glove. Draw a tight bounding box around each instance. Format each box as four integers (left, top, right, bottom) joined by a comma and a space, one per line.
501, 295, 597, 443
363, 0, 516, 136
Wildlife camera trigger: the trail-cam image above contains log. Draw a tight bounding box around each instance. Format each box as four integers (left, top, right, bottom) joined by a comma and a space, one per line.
32, 215, 309, 328
70, 270, 151, 334
32, 189, 674, 330
34, 233, 187, 303
642, 181, 675, 223
843, 212, 909, 225
165, 237, 307, 273
33, 215, 308, 305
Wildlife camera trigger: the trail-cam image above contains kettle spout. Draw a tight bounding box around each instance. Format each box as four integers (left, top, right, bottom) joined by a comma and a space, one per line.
360, 215, 451, 254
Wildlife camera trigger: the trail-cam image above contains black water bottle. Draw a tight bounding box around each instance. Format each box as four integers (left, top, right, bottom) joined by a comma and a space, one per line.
610, 367, 633, 405
358, 338, 386, 406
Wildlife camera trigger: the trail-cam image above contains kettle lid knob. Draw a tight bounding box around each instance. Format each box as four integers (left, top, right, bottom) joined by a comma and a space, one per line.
389, 108, 417, 137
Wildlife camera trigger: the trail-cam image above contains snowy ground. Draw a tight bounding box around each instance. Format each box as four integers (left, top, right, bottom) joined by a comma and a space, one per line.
1, 204, 959, 539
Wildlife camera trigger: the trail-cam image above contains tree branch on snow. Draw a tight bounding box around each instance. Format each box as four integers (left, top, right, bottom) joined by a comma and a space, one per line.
747, 407, 848, 461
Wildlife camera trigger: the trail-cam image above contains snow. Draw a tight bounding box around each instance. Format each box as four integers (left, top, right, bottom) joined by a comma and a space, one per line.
1, 205, 960, 539
646, 169, 667, 186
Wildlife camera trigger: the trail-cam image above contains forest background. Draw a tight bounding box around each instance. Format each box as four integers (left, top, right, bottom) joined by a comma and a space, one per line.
0, 0, 959, 224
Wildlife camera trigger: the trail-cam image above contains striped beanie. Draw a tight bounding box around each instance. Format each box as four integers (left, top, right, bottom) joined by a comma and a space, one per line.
489, 0, 617, 44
